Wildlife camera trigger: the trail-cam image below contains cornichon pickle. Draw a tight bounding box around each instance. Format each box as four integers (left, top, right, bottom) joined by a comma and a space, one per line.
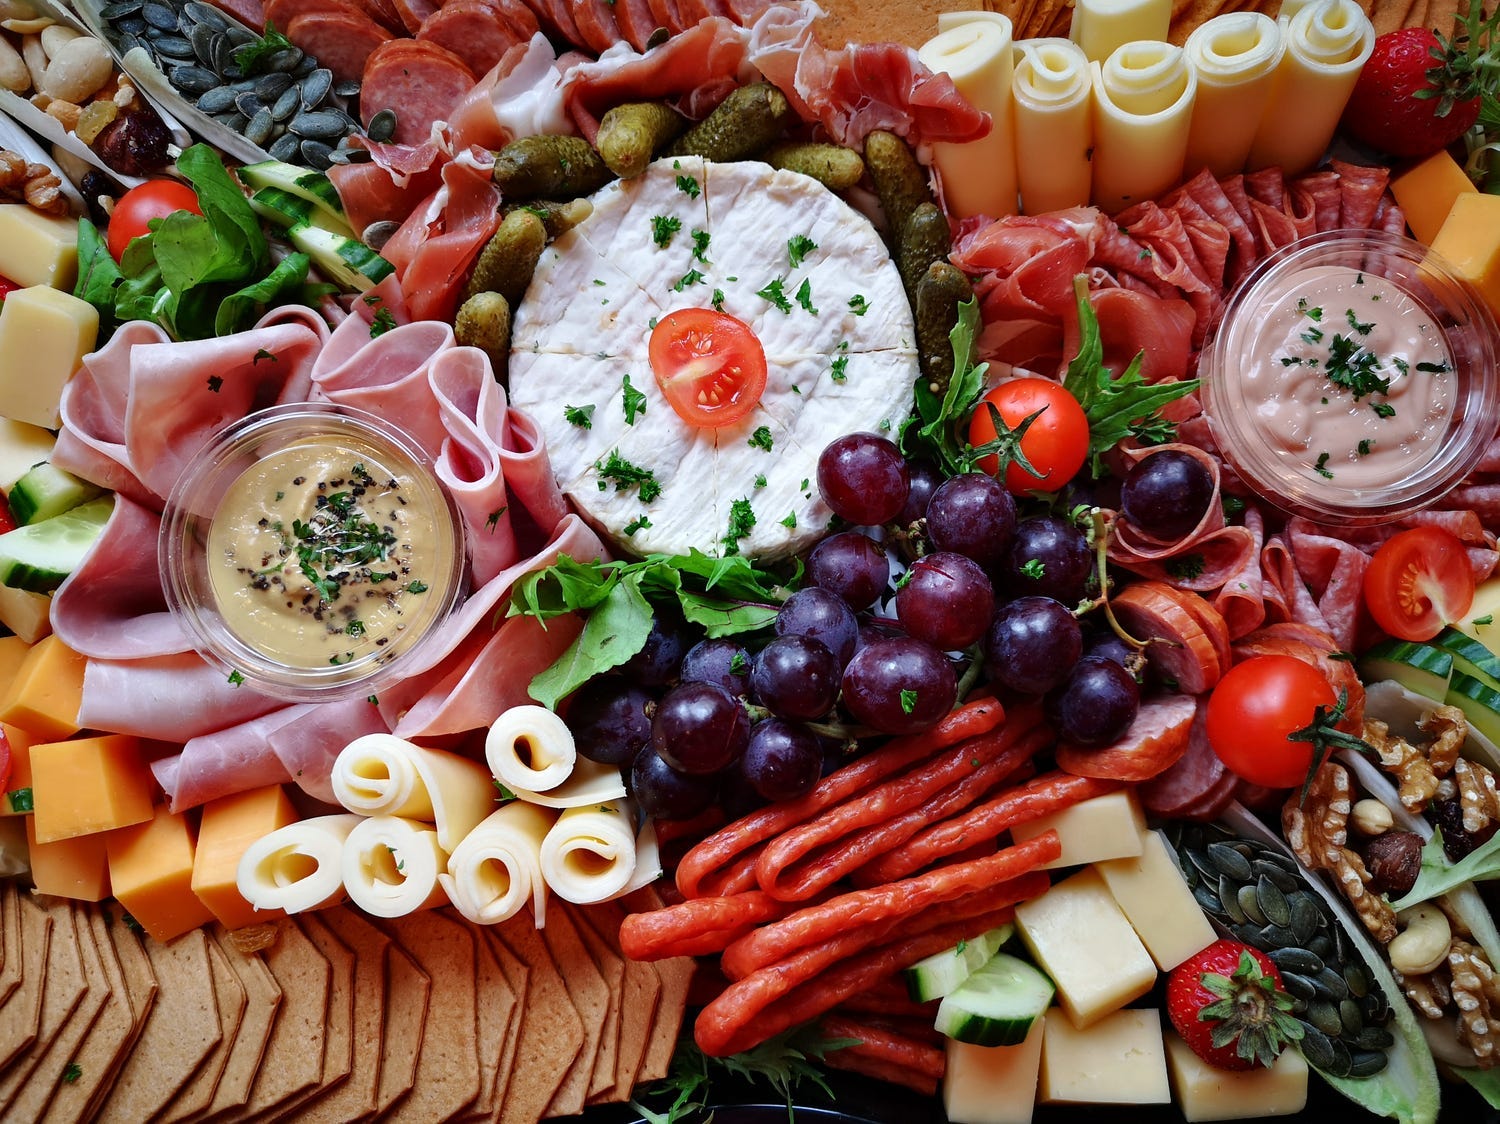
501, 197, 594, 240
492, 135, 613, 200
455, 291, 512, 372
764, 142, 865, 190
597, 101, 688, 178
865, 130, 931, 245
464, 209, 547, 304
915, 262, 972, 394
897, 202, 951, 297
665, 82, 790, 162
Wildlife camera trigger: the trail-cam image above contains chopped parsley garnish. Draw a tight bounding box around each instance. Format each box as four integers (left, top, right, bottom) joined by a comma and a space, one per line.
1416, 360, 1451, 373
1323, 332, 1390, 400
748, 426, 773, 451
623, 514, 653, 536
1297, 299, 1323, 320
206, 374, 223, 392
593, 278, 606, 287
676, 173, 701, 198
1222, 495, 1246, 517
651, 214, 681, 247
709, 288, 726, 311
795, 278, 817, 315
595, 450, 662, 502
407, 580, 428, 594
1165, 553, 1205, 581
1019, 558, 1045, 580
830, 353, 848, 382
227, 669, 245, 686
6, 787, 32, 813
62, 1062, 83, 1085
757, 277, 792, 313
899, 689, 918, 715
674, 269, 706, 292
369, 307, 396, 337
691, 229, 711, 263
1372, 401, 1396, 418
487, 506, 506, 529
780, 512, 796, 528
730, 651, 748, 673
722, 498, 756, 555
253, 348, 276, 365
754, 473, 767, 488
564, 403, 596, 429
493, 779, 517, 802
1300, 327, 1324, 344
1138, 247, 1153, 260
623, 374, 647, 424
367, 695, 380, 705
1344, 307, 1374, 334
1357, 439, 1374, 456
848, 294, 868, 316
787, 234, 817, 269
1314, 452, 1334, 479
346, 619, 366, 637
1474, 614, 1495, 627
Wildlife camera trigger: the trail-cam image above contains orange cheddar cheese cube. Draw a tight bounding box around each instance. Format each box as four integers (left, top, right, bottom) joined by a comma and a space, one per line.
1391, 150, 1477, 246
30, 734, 154, 844
192, 785, 298, 929
0, 634, 86, 741
106, 805, 216, 941
0, 634, 30, 694
26, 814, 109, 900
1429, 192, 1500, 318
2, 721, 35, 816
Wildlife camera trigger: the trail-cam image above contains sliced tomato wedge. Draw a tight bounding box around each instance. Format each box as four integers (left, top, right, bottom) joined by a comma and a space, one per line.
0, 276, 18, 303
649, 308, 768, 428
1363, 526, 1475, 642
0, 493, 14, 535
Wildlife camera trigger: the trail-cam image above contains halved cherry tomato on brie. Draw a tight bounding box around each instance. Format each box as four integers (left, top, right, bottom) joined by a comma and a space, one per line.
108, 179, 202, 262
649, 308, 768, 428
1362, 526, 1475, 642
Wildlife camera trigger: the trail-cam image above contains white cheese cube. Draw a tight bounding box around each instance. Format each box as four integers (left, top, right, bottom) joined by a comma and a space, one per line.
1039, 1007, 1170, 1104
1097, 829, 1218, 970
1010, 789, 1146, 870
0, 205, 79, 290
943, 1020, 1044, 1124
0, 286, 98, 428
1164, 1031, 1309, 1121
1015, 867, 1156, 1027
0, 419, 54, 494
0, 585, 50, 643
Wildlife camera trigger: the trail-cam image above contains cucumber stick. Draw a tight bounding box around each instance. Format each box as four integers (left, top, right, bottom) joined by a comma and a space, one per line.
0, 496, 113, 593
935, 951, 1054, 1047
903, 924, 1013, 1002
1358, 639, 1454, 702
8, 462, 104, 526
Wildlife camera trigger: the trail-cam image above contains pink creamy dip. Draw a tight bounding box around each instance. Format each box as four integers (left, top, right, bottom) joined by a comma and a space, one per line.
1234, 264, 1455, 490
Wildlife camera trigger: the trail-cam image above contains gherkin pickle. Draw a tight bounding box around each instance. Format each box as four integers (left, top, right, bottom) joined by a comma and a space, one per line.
764, 142, 865, 191
896, 202, 951, 297
501, 198, 594, 240
864, 130, 932, 246
455, 291, 512, 374
597, 101, 688, 178
664, 83, 790, 162
464, 209, 548, 305
492, 135, 614, 201
914, 262, 972, 395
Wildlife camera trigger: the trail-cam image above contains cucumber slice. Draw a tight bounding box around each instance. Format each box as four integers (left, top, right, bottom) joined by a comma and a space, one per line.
1447, 671, 1500, 749
1358, 639, 1454, 702
903, 924, 1014, 1002
1431, 625, 1500, 689
0, 496, 113, 593
238, 160, 352, 233
7, 462, 104, 526
287, 223, 394, 293
249, 185, 321, 230
934, 951, 1054, 1047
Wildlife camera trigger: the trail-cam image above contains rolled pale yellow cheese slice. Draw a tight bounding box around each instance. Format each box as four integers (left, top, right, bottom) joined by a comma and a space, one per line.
540, 801, 638, 905
506, 757, 629, 809
1246, 0, 1373, 175
1013, 37, 1093, 213
1069, 0, 1171, 63
918, 17, 1018, 219
236, 813, 360, 915
331, 732, 494, 853
1090, 41, 1198, 213
626, 819, 663, 894
936, 10, 1012, 32
485, 704, 576, 794
438, 800, 556, 927
340, 814, 449, 918
1184, 13, 1283, 178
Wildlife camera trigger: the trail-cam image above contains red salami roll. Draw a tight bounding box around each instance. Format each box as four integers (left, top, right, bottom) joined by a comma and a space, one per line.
361, 40, 477, 145
619, 889, 796, 961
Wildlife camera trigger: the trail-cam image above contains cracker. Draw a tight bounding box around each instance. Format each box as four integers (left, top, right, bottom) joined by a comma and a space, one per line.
374, 939, 429, 1117
160, 935, 247, 1124
41, 908, 136, 1124
0, 896, 87, 1112
0, 892, 51, 1070
495, 915, 583, 1124
265, 914, 355, 1123
84, 907, 158, 1122
567, 902, 625, 1102
381, 911, 480, 1122
538, 903, 610, 1118
300, 907, 389, 1123
456, 911, 516, 1122
625, 888, 695, 1085
96, 928, 221, 1122
0, 881, 21, 1008
581, 900, 662, 1105
482, 926, 530, 1119
195, 926, 281, 1121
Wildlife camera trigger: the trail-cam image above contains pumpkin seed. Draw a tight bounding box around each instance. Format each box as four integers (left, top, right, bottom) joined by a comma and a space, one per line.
1218, 875, 1247, 924
184, 2, 227, 29
213, 111, 247, 132
367, 109, 397, 143
142, 1, 178, 30
189, 22, 217, 65
270, 85, 300, 122
266, 47, 304, 73
1306, 933, 1333, 960
196, 86, 235, 114
267, 131, 300, 162
289, 111, 345, 139
1343, 962, 1370, 999
1237, 884, 1267, 926
1281, 972, 1317, 1002
1307, 999, 1344, 1036
1312, 966, 1349, 1000
224, 24, 256, 46
300, 139, 334, 169
101, 1, 145, 17
1255, 875, 1292, 927
245, 107, 274, 146
1338, 998, 1365, 1036
154, 34, 195, 59
233, 91, 264, 118
1299, 1026, 1337, 1071
1323, 1038, 1354, 1078
363, 220, 399, 249
1291, 894, 1321, 945
256, 72, 293, 98
1355, 1025, 1394, 1051
1208, 841, 1253, 882
293, 54, 316, 77
172, 65, 219, 94
1256, 922, 1296, 949
334, 79, 362, 98
300, 68, 332, 110
1191, 883, 1221, 915
1349, 1050, 1387, 1078
1268, 946, 1324, 975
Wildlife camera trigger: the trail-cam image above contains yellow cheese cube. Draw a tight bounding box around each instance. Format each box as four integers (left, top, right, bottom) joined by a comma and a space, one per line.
943, 1021, 1044, 1124
1016, 868, 1156, 1028
1011, 789, 1146, 869
192, 784, 298, 929
26, 813, 110, 900
1039, 1007, 1170, 1104
1096, 829, 1217, 970
1164, 1031, 1309, 1120
29, 734, 154, 844
0, 418, 54, 492
0, 634, 30, 693
0, 585, 50, 643
0, 286, 100, 429
107, 805, 216, 941
1429, 191, 1500, 318
2, 721, 34, 815
0, 204, 79, 289
1391, 150, 1477, 246
0, 633, 86, 741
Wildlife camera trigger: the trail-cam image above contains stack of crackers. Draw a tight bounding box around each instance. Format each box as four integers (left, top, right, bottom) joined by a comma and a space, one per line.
0, 882, 694, 1122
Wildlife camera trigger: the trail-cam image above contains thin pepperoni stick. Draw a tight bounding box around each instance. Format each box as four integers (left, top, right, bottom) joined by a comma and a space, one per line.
723, 832, 1059, 980
857, 772, 1120, 885
692, 847, 762, 899
618, 890, 795, 961
822, 1049, 942, 1096
821, 1015, 947, 1078
675, 697, 1005, 899
754, 709, 1045, 902
832, 976, 924, 1017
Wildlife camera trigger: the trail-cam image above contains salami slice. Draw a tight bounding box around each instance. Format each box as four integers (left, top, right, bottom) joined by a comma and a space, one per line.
571, 0, 624, 53
1055, 692, 1198, 782
287, 10, 393, 85
1110, 581, 1223, 694
361, 40, 477, 145
264, 0, 361, 29
392, 0, 440, 33
360, 0, 406, 32
416, 0, 533, 80
206, 0, 266, 29
1138, 696, 1225, 818
646, 0, 683, 32
612, 0, 663, 50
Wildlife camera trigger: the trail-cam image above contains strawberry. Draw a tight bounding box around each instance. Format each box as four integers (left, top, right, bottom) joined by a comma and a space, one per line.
1165, 939, 1303, 1071
1340, 1, 1500, 158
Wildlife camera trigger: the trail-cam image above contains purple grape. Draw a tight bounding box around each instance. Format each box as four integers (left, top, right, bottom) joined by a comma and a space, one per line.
817, 433, 910, 526
807, 531, 890, 610
984, 596, 1082, 695
894, 552, 996, 650
622, 608, 691, 686
841, 637, 958, 734
631, 746, 718, 820
751, 635, 841, 720
566, 678, 654, 766
926, 473, 1017, 569
739, 718, 823, 801
651, 681, 750, 774
775, 587, 859, 668
895, 459, 943, 527
1121, 450, 1215, 541
1082, 630, 1139, 675
680, 637, 752, 696
1002, 515, 1093, 606
1048, 656, 1140, 746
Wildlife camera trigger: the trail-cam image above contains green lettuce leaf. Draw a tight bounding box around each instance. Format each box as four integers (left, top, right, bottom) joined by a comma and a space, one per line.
216, 253, 311, 336
897, 298, 987, 475
526, 576, 653, 709
1389, 827, 1500, 912
72, 218, 122, 331
1460, 1065, 1500, 1108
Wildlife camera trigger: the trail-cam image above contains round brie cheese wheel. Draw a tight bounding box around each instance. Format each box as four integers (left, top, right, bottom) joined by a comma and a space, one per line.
508, 156, 918, 560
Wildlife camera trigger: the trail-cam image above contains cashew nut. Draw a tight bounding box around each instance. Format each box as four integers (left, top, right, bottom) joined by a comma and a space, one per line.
1389, 903, 1453, 976
1352, 798, 1395, 836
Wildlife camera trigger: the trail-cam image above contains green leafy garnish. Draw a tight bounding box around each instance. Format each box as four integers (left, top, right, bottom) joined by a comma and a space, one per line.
369, 307, 396, 337
787, 234, 817, 268
723, 498, 756, 556
594, 450, 661, 502
795, 278, 817, 315
651, 215, 681, 247
748, 426, 773, 452
564, 404, 595, 429
897, 297, 989, 475
691, 229, 712, 263
757, 277, 792, 313
623, 374, 647, 424
232, 22, 295, 75
6, 787, 32, 813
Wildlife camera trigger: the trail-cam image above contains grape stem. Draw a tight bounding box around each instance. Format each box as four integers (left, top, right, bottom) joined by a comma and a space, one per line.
739, 702, 874, 743
1087, 507, 1146, 651
954, 646, 984, 699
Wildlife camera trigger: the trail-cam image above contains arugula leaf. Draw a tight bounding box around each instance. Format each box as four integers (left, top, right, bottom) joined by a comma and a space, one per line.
1389, 826, 1500, 912
215, 253, 310, 336
677, 590, 779, 637
898, 298, 987, 475
73, 218, 123, 330
526, 576, 654, 708
232, 22, 295, 76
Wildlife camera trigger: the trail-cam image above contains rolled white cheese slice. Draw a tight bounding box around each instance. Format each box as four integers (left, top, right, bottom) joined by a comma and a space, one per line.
506, 757, 629, 809
1246, 0, 1373, 175
438, 800, 556, 927
626, 819, 664, 894
1069, 0, 1171, 63
1184, 13, 1283, 178
340, 814, 449, 918
540, 801, 639, 905
1013, 37, 1093, 213
485, 704, 577, 794
1090, 41, 1198, 213
331, 732, 494, 853
236, 813, 360, 915
918, 18, 1019, 219
936, 10, 1013, 32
